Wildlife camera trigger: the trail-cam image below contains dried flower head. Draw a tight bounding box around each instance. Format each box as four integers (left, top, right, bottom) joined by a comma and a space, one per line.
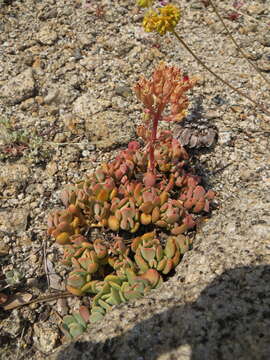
143, 4, 181, 35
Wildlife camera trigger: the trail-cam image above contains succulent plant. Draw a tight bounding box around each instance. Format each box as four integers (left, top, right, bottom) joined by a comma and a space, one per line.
4, 269, 24, 286
90, 268, 162, 323
131, 232, 191, 275
62, 306, 90, 339
47, 62, 215, 340
47, 205, 86, 245
108, 238, 135, 276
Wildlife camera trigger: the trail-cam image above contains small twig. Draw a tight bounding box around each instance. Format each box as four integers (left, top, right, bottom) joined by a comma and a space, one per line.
46, 142, 83, 146
24, 246, 42, 261
43, 239, 51, 290
209, 0, 270, 88
11, 292, 74, 309
172, 30, 270, 118
15, 327, 25, 360
211, 162, 234, 175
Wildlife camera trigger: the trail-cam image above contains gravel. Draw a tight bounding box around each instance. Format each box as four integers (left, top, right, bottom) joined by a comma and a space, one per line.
0, 0, 269, 359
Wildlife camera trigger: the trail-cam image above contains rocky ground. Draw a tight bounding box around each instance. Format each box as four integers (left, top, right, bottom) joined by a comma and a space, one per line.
0, 0, 270, 359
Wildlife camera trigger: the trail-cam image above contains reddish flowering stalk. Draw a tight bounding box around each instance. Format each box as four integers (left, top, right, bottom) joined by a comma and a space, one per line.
134, 62, 196, 173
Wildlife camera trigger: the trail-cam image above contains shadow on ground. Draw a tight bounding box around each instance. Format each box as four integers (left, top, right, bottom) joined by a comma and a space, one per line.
55, 265, 270, 360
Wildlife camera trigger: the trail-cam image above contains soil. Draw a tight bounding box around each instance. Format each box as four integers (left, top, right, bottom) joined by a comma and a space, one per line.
0, 1, 269, 359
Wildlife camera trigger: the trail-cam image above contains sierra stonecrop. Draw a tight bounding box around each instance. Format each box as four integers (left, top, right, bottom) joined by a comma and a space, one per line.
48, 62, 215, 340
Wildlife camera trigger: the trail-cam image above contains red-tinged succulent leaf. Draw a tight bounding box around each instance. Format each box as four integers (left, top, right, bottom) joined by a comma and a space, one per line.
140, 247, 156, 263
56, 232, 71, 245
139, 201, 154, 214
171, 223, 188, 235
140, 269, 161, 288
131, 236, 142, 252
57, 221, 74, 234
93, 239, 108, 259
187, 176, 199, 189
157, 258, 167, 272
120, 217, 128, 230
122, 207, 136, 220
205, 189, 215, 200
164, 237, 176, 258
162, 259, 174, 275
155, 244, 163, 261
143, 172, 156, 187
142, 189, 154, 203
122, 287, 143, 301
141, 232, 155, 241
87, 263, 99, 274
140, 213, 152, 225
116, 239, 130, 256
130, 222, 140, 233
135, 254, 149, 273
160, 191, 169, 205
104, 274, 121, 283
96, 189, 109, 202
175, 235, 190, 254
166, 207, 181, 224
193, 186, 206, 201
71, 235, 88, 246
70, 217, 80, 229
175, 176, 184, 187
193, 199, 205, 213
151, 207, 160, 223
66, 285, 83, 296
67, 271, 90, 289
81, 281, 98, 293
118, 197, 129, 209
155, 220, 167, 228
134, 183, 143, 202
128, 141, 140, 151
172, 249, 180, 267
183, 214, 196, 229
68, 204, 80, 216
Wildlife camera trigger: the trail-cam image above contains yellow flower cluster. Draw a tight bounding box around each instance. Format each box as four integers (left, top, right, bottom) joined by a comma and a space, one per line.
137, 0, 154, 8
143, 4, 181, 35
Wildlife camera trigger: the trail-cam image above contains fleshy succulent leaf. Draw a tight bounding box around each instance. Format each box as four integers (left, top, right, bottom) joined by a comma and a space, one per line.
47, 63, 215, 340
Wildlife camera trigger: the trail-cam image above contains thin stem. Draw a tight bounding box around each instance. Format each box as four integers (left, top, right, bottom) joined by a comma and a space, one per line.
209, 0, 270, 88
149, 110, 161, 172
172, 30, 270, 118
149, 141, 155, 172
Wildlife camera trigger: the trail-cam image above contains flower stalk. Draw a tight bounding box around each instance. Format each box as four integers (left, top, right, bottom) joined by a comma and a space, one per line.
139, 2, 270, 118
172, 30, 270, 117
208, 0, 270, 88
133, 62, 197, 174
